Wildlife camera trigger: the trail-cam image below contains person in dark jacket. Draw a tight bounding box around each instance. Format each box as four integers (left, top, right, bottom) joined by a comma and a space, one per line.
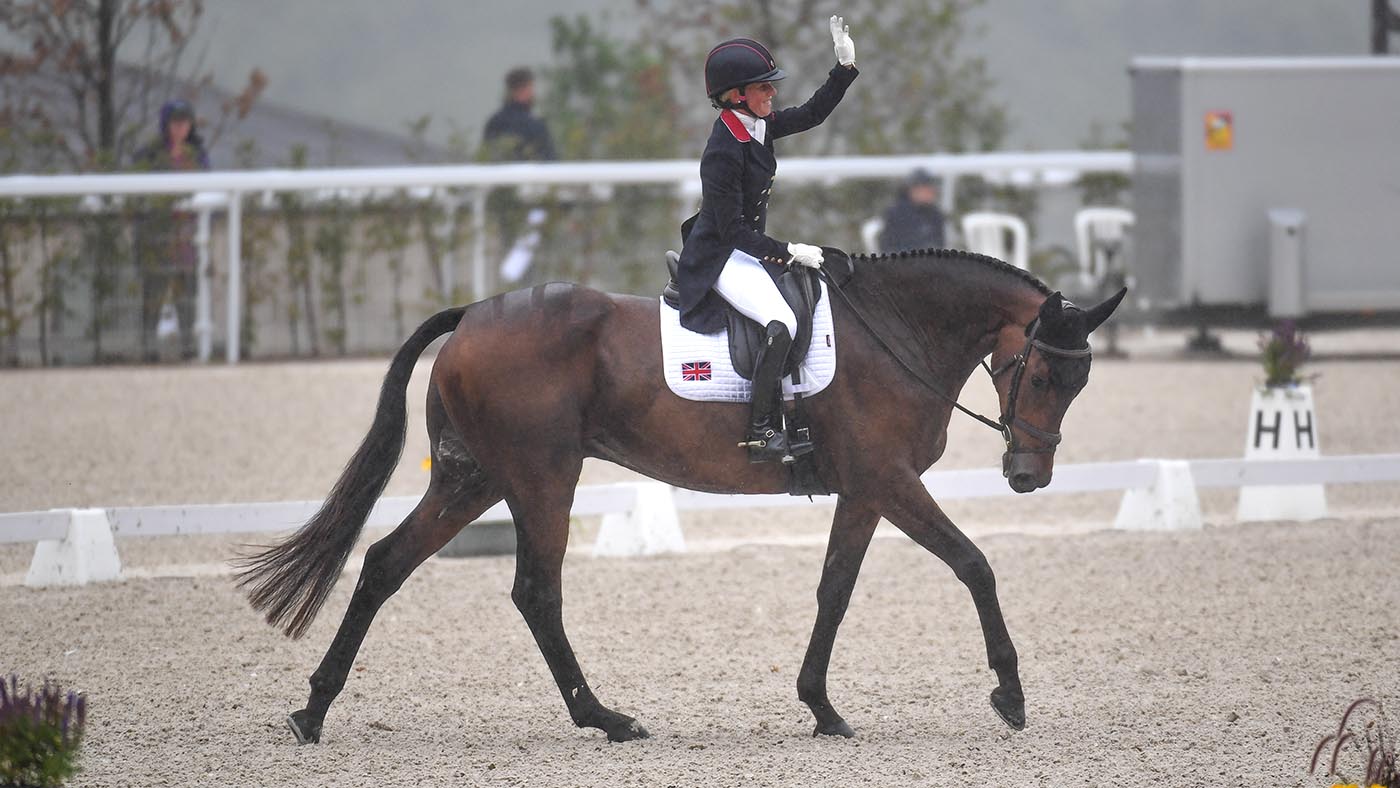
482, 68, 557, 283
482, 67, 557, 163
878, 168, 946, 253
678, 16, 858, 463
133, 98, 210, 361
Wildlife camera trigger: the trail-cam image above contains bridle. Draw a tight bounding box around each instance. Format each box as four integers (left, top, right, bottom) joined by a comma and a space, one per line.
980, 318, 1092, 476
821, 268, 1091, 478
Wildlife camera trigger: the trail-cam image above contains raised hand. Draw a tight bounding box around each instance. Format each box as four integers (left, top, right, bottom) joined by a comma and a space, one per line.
830, 15, 855, 67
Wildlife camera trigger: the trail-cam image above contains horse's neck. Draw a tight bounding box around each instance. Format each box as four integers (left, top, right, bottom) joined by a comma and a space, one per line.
877, 260, 1040, 375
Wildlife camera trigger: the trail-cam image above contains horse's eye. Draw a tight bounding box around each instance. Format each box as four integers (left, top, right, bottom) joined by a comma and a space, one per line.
1030, 376, 1047, 390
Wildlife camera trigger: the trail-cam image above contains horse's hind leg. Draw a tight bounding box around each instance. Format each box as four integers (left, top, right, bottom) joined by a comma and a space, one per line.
288, 421, 499, 744
506, 465, 649, 743
797, 496, 880, 738
881, 477, 1025, 731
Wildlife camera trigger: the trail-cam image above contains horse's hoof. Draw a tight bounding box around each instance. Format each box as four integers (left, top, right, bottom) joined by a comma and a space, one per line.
286, 709, 322, 745
606, 717, 650, 743
989, 687, 1025, 731
812, 718, 856, 738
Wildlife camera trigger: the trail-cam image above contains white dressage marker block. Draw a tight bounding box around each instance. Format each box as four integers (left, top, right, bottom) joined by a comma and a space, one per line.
593, 483, 685, 558
25, 508, 123, 587
1113, 460, 1203, 531
1237, 385, 1327, 522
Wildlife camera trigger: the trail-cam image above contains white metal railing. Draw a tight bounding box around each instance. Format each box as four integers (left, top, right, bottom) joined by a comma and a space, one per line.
4, 452, 1398, 586
0, 152, 1133, 363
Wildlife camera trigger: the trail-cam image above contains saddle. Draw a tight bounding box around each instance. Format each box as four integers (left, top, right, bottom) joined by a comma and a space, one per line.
662, 252, 824, 380
660, 249, 854, 499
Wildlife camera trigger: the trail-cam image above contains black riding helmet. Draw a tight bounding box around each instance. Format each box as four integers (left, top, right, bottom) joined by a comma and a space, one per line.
705, 38, 786, 109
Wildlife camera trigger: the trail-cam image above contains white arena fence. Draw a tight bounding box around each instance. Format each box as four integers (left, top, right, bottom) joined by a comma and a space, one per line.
4, 453, 1399, 587
0, 151, 1131, 364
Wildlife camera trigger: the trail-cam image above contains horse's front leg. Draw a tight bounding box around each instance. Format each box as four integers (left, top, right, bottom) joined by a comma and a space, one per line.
797, 496, 879, 738
882, 476, 1025, 730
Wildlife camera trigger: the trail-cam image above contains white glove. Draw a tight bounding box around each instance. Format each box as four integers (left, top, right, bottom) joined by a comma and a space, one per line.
787, 242, 824, 268
830, 15, 855, 67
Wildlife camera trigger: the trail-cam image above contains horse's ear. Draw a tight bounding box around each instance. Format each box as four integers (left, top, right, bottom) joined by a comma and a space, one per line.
1038, 291, 1065, 321
1084, 287, 1128, 333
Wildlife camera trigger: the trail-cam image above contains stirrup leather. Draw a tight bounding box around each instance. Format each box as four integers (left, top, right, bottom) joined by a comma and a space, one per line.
784, 425, 814, 460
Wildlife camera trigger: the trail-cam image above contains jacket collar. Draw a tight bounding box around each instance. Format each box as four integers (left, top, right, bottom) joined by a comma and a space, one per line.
720, 109, 766, 144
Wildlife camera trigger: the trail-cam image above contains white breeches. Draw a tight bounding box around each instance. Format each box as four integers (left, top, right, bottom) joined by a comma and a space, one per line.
712, 249, 798, 337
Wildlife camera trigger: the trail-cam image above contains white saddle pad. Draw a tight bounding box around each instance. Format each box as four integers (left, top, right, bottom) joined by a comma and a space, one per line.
659, 281, 837, 403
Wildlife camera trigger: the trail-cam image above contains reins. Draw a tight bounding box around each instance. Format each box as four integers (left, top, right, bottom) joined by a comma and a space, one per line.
819, 266, 1005, 434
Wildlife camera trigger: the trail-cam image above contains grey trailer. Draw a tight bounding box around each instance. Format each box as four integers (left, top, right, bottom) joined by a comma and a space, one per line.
1130, 57, 1400, 317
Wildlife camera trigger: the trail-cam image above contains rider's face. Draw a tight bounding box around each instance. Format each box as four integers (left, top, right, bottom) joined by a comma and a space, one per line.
741, 81, 777, 117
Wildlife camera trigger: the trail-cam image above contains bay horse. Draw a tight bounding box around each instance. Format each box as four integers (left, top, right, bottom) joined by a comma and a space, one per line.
236, 248, 1126, 745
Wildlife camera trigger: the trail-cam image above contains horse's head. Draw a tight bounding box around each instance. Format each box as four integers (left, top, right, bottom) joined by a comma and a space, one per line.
988, 287, 1126, 493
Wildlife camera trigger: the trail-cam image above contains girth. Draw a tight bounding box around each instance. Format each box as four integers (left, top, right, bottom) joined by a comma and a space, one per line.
662, 251, 821, 380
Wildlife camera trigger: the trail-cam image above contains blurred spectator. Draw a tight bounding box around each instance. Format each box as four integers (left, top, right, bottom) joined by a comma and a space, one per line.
482, 67, 557, 163
878, 168, 946, 253
482, 67, 557, 283
133, 99, 210, 361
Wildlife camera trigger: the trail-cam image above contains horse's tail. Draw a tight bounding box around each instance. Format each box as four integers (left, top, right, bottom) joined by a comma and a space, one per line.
235, 306, 466, 639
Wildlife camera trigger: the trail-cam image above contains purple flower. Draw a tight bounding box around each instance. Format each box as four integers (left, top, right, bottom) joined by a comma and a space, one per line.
1259, 319, 1311, 387
0, 673, 88, 785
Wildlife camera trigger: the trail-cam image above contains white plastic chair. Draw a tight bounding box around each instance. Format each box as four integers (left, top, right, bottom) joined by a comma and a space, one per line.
1074, 207, 1134, 284
860, 216, 884, 253
960, 212, 1029, 270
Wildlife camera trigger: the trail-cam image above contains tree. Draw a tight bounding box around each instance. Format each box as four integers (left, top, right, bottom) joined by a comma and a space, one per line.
1375, 0, 1400, 53
639, 0, 1008, 156
541, 14, 684, 162
1, 0, 266, 362
0, 0, 266, 171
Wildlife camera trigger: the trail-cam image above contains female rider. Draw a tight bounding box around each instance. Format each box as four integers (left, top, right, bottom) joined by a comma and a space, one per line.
677, 16, 859, 463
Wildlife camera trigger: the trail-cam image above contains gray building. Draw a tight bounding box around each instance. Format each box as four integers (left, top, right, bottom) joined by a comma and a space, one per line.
1130, 56, 1400, 317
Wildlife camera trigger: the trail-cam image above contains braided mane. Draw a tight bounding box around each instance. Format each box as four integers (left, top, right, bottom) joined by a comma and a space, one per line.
851, 247, 1052, 296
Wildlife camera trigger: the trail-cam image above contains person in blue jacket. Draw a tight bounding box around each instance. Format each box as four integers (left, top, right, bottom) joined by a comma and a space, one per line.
133, 99, 210, 361
678, 16, 859, 463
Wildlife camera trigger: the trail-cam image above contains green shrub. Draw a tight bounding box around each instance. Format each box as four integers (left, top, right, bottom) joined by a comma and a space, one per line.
0, 676, 86, 788
1258, 319, 1310, 387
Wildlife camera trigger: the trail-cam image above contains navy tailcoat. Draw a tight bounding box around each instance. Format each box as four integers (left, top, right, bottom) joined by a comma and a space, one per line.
677, 64, 859, 333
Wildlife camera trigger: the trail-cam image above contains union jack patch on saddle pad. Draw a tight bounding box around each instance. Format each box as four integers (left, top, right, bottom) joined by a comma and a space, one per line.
681, 361, 712, 381
658, 284, 836, 403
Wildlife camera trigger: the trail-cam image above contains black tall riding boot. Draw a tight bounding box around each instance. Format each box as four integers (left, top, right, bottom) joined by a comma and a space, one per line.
740, 320, 793, 464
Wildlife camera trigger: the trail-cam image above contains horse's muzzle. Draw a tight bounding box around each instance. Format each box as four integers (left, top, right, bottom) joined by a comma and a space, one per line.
1003, 451, 1051, 493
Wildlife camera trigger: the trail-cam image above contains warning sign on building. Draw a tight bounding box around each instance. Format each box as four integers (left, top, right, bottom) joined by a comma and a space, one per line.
1204, 110, 1233, 151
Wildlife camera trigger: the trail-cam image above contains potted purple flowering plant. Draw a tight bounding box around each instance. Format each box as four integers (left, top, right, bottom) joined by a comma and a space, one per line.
1258, 319, 1311, 388
0, 676, 87, 788
1237, 318, 1327, 521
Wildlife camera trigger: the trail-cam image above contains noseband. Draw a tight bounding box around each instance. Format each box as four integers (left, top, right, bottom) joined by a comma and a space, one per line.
983, 319, 1092, 476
